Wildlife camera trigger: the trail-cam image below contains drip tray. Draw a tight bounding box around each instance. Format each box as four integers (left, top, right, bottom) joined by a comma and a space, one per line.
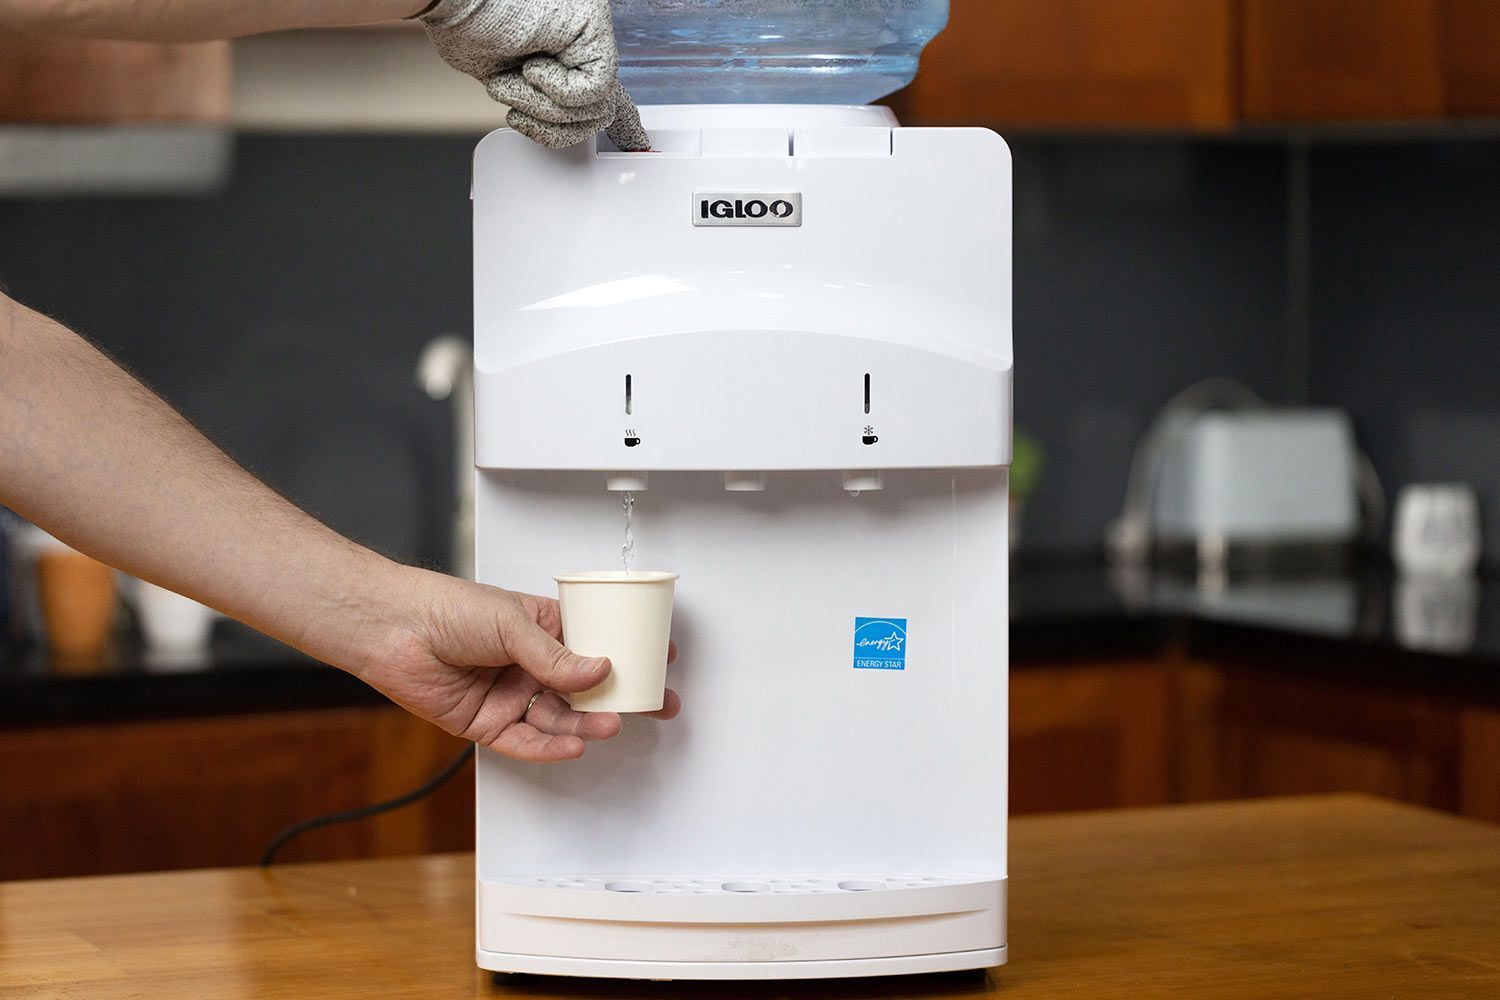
482, 872, 1003, 924
478, 873, 1007, 971
508, 874, 968, 895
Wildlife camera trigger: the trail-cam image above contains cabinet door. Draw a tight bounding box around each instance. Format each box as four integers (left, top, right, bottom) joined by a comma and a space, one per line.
895, 0, 1237, 129
0, 37, 229, 123
1460, 707, 1500, 823
1241, 0, 1447, 120
1442, 1, 1500, 116
0, 707, 472, 880
1176, 665, 1464, 810
1243, 0, 1500, 121
1011, 660, 1175, 813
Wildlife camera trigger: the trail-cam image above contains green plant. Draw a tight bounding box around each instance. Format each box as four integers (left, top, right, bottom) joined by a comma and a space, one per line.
1010, 431, 1044, 501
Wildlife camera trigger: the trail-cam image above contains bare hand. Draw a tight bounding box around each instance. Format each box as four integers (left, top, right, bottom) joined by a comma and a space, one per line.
359, 568, 679, 762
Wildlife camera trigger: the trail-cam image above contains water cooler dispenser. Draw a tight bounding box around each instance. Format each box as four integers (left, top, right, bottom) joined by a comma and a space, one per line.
470, 1, 1012, 981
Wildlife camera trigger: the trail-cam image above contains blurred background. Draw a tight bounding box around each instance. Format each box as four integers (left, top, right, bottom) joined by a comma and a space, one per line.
3, 3, 1500, 880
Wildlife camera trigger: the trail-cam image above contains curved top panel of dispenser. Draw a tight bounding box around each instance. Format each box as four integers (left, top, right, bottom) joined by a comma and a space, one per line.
612, 0, 950, 105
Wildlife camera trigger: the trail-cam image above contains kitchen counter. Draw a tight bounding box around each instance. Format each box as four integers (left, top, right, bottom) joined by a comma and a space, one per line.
0, 620, 381, 724
4, 795, 1498, 998
3, 560, 1499, 725
1012, 559, 1500, 691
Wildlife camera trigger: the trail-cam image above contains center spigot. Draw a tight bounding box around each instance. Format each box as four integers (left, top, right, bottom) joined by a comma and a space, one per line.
607, 472, 649, 492
842, 470, 884, 492
724, 472, 767, 492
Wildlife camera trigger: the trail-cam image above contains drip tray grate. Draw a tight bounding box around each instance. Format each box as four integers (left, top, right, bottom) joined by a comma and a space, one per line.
503, 875, 976, 895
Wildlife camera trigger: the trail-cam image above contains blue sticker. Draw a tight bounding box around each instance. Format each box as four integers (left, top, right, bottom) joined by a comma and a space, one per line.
853, 617, 908, 670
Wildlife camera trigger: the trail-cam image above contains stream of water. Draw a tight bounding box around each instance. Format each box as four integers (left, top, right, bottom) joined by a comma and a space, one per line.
621, 492, 636, 573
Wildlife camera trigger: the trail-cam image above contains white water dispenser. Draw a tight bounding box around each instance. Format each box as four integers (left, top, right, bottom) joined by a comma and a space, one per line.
472, 102, 1012, 980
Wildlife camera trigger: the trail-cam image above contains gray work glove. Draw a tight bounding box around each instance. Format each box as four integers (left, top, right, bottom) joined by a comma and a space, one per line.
419, 0, 651, 151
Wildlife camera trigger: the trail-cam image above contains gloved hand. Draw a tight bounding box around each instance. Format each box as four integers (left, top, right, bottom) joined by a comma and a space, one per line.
419, 0, 651, 151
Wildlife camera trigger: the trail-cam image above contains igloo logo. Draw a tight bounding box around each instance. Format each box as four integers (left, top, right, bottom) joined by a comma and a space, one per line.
693, 192, 801, 227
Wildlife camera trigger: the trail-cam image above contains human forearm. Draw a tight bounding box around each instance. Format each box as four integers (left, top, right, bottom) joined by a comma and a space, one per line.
0, 293, 677, 759
0, 294, 411, 674
0, 0, 426, 41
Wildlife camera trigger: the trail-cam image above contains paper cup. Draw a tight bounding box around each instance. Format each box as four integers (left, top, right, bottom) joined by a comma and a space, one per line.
555, 571, 677, 713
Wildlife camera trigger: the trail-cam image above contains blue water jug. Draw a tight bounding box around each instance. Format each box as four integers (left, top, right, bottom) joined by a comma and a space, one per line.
611, 0, 950, 105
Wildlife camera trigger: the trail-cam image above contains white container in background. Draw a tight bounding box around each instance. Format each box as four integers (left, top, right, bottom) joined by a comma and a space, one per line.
1395, 574, 1480, 654
1393, 483, 1482, 577
1151, 409, 1361, 546
125, 578, 218, 656
555, 571, 677, 713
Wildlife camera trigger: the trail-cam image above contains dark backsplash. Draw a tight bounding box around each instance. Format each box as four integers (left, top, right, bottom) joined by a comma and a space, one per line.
0, 132, 1495, 568
0, 135, 476, 569
1011, 140, 1288, 551
1308, 140, 1500, 565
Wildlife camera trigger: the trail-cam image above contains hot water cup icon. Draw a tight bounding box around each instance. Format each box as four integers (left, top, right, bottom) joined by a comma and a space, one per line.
555, 571, 677, 713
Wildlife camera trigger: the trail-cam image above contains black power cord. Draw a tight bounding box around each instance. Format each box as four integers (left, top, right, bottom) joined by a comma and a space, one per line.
260, 744, 475, 866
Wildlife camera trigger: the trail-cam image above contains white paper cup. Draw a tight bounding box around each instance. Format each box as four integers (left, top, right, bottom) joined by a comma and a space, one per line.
555, 571, 677, 713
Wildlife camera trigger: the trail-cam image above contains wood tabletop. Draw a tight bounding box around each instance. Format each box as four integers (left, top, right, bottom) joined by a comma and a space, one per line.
4, 795, 1499, 999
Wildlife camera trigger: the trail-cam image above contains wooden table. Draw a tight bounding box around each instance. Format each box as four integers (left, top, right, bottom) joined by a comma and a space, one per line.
5, 795, 1499, 999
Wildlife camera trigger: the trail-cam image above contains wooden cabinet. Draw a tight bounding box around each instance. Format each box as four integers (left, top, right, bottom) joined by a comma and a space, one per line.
894, 0, 1500, 128
0, 37, 230, 123
1242, 0, 1500, 121
1442, 2, 1500, 115
1236, 0, 1446, 120
1175, 664, 1463, 809
1012, 653, 1500, 825
896, 0, 1238, 130
1242, 0, 1447, 121
1459, 709, 1500, 823
0, 707, 471, 880
1176, 662, 1500, 825
1011, 658, 1177, 813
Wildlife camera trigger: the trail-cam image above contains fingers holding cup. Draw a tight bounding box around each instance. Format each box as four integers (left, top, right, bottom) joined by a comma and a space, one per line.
524, 690, 623, 741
